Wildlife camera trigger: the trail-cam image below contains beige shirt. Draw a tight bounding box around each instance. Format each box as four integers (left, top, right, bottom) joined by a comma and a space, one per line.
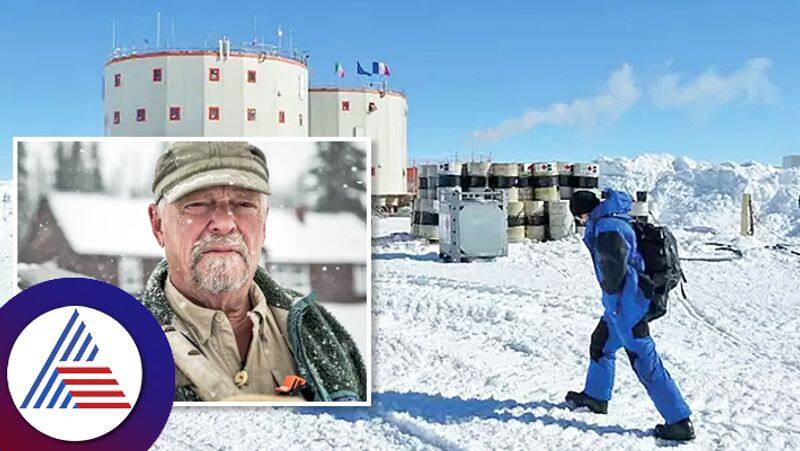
165, 276, 298, 396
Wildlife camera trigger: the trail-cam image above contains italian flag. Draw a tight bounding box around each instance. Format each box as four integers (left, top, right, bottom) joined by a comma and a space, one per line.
335, 62, 345, 78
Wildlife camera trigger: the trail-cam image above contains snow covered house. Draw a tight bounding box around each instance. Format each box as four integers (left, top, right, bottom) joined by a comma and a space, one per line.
262, 207, 368, 303
20, 192, 163, 295
21, 193, 368, 301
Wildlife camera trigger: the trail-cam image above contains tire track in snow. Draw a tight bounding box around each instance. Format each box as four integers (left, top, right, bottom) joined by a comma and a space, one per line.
374, 271, 590, 316
675, 285, 800, 376
373, 409, 467, 451
674, 294, 744, 347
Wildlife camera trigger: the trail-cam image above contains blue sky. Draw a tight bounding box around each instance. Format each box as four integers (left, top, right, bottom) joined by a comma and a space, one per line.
1, 1, 798, 179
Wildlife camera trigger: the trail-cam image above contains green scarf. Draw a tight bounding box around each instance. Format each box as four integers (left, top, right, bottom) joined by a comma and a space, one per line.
140, 260, 366, 402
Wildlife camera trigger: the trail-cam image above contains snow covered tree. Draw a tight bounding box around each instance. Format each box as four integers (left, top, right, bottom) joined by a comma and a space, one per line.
17, 142, 31, 241
308, 142, 366, 221
53, 142, 71, 191
54, 141, 104, 192
86, 142, 105, 193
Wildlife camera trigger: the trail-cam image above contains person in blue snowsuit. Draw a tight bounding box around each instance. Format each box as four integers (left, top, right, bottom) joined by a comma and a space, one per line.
566, 189, 695, 441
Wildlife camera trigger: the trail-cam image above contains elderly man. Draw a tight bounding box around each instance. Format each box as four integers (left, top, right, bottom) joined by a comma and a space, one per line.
141, 142, 365, 402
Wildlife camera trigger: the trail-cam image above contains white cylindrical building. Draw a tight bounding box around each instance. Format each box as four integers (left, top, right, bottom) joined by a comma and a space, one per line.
104, 45, 308, 136
308, 87, 408, 197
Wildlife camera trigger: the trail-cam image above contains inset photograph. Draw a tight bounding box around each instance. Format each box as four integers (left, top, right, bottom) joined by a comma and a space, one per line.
15, 138, 370, 405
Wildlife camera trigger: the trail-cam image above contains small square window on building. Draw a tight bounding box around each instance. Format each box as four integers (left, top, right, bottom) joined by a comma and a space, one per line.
353, 264, 367, 297
118, 256, 144, 294
169, 106, 181, 121
153, 68, 163, 82
208, 106, 220, 121
368, 102, 377, 113
136, 108, 146, 122
114, 73, 121, 87
341, 100, 350, 111
209, 67, 220, 82
113, 111, 120, 124
278, 110, 285, 124
247, 108, 256, 121
247, 70, 257, 83
270, 264, 311, 294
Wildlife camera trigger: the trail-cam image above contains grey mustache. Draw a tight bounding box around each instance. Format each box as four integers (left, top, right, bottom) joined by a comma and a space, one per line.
191, 234, 249, 267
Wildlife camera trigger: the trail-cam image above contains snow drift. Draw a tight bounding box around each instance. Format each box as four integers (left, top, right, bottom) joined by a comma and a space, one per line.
599, 154, 800, 242
3, 154, 800, 449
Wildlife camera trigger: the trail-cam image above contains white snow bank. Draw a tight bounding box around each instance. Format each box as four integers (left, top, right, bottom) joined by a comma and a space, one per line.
0, 182, 13, 303
266, 209, 367, 264
372, 216, 411, 238
600, 154, 800, 243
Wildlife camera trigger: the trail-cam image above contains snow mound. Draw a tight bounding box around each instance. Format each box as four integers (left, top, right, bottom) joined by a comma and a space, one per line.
599, 154, 800, 243
0, 182, 12, 303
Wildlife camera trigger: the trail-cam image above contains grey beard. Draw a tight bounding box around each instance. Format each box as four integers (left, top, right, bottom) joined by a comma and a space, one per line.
190, 234, 251, 294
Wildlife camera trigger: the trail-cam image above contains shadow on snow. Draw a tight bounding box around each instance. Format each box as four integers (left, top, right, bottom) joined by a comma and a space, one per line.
297, 391, 651, 438
370, 252, 440, 262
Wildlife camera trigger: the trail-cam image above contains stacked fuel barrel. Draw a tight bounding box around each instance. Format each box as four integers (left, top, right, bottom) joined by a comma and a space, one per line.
489, 163, 525, 242
410, 160, 600, 242
411, 164, 440, 240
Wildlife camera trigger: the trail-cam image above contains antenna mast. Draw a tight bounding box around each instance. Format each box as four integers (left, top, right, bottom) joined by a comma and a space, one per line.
156, 11, 161, 49
111, 19, 116, 49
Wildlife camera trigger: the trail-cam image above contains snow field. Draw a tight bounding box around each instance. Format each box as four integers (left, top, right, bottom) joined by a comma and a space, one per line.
5, 152, 800, 449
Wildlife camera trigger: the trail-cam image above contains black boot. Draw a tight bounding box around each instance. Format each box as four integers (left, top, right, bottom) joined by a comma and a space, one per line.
565, 391, 608, 414
654, 418, 695, 441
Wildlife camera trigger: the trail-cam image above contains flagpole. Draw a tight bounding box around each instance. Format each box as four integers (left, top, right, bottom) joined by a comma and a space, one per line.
156, 11, 161, 49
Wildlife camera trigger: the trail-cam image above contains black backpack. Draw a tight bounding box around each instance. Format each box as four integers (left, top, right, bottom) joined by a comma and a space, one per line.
630, 220, 686, 322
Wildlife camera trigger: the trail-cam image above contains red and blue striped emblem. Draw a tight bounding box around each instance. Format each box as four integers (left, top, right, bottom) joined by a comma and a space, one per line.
19, 309, 131, 410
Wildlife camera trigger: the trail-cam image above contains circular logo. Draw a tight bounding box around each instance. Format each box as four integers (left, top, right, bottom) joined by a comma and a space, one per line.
7, 306, 143, 441
0, 278, 174, 450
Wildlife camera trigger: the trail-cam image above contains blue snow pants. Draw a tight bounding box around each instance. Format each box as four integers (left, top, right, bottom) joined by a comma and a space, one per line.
583, 306, 692, 424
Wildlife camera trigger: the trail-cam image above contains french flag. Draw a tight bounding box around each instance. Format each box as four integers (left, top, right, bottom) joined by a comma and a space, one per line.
372, 61, 390, 76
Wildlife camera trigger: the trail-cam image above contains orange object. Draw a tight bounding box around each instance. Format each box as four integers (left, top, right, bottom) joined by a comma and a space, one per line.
275, 375, 307, 395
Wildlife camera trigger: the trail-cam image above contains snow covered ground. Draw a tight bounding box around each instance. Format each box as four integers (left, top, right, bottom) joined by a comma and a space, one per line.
0, 182, 13, 299
4, 157, 800, 449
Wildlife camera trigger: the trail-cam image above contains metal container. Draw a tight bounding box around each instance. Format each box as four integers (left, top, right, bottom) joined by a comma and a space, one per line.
464, 162, 491, 193
524, 200, 547, 241
424, 164, 440, 199
438, 163, 462, 192
507, 201, 526, 243
439, 190, 508, 262
532, 162, 559, 201
418, 197, 439, 241
489, 163, 520, 202
571, 162, 600, 198
557, 161, 574, 200
547, 200, 575, 240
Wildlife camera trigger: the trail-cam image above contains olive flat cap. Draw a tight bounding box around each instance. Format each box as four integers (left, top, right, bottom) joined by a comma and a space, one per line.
152, 142, 271, 203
